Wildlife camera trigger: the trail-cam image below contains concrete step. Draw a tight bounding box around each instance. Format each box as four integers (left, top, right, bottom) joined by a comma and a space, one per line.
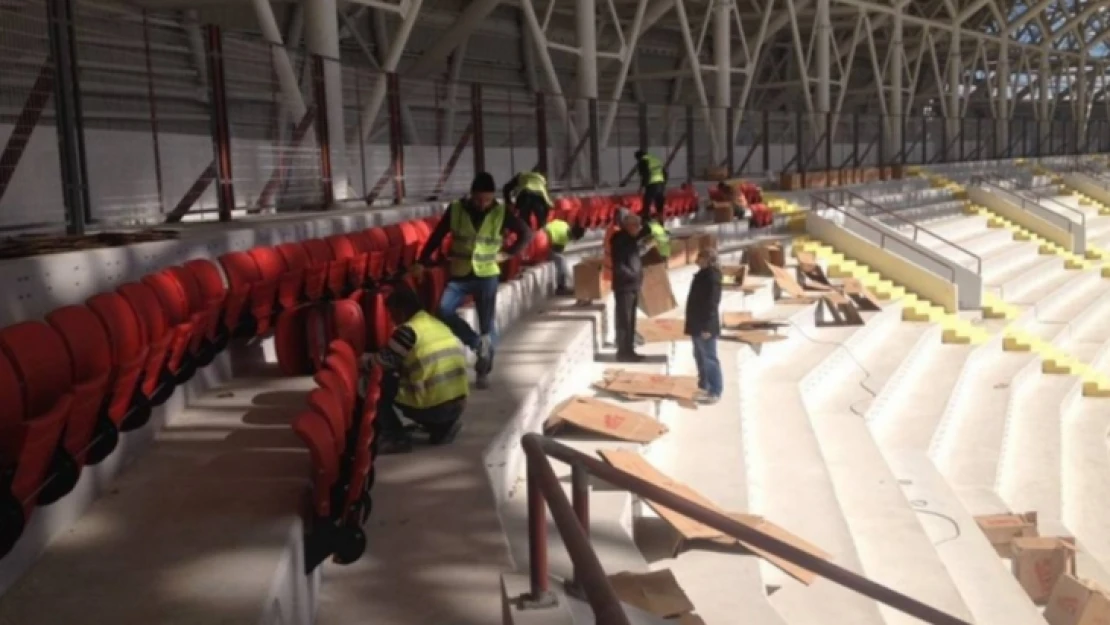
800, 305, 973, 624
1062, 343, 1110, 586
980, 240, 1048, 288
635, 287, 786, 625
739, 303, 886, 625
884, 454, 1046, 625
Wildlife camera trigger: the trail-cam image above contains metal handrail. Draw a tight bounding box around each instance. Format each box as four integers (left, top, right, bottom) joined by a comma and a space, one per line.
971, 175, 1085, 231
807, 195, 962, 282
817, 188, 983, 277
520, 434, 972, 625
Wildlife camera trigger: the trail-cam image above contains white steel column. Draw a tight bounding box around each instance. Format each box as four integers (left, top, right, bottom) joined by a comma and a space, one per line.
815, 0, 830, 122
576, 0, 598, 181
304, 0, 348, 200
1077, 65, 1089, 138
997, 38, 1010, 152
354, 0, 423, 142
889, 0, 904, 155
600, 0, 650, 147
252, 0, 308, 121
713, 0, 731, 162
948, 27, 960, 146
1039, 52, 1051, 124
519, 0, 580, 147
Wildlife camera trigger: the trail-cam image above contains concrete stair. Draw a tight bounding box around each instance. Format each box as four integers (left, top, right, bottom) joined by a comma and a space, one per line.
739, 302, 887, 625
798, 304, 974, 624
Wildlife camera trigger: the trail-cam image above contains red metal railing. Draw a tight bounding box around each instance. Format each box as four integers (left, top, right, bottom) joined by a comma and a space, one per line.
519, 433, 973, 625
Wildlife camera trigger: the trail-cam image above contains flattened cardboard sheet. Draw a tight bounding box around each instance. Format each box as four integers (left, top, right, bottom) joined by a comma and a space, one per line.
841, 278, 883, 311
639, 263, 679, 318
637, 318, 688, 343
599, 449, 727, 541
545, 396, 669, 443
722, 330, 788, 345
598, 449, 829, 585
607, 569, 695, 619
594, 369, 700, 407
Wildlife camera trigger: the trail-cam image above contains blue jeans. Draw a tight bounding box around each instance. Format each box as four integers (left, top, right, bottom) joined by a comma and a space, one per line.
692, 335, 723, 397
438, 276, 500, 354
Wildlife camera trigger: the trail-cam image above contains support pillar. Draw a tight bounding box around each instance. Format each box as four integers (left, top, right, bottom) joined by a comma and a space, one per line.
304, 0, 347, 202
47, 0, 89, 233
576, 0, 598, 184
204, 25, 235, 221
947, 27, 960, 152
354, 0, 423, 142
251, 0, 307, 121
997, 40, 1010, 155
889, 0, 904, 158
815, 0, 831, 144
1039, 52, 1051, 153
1077, 67, 1089, 145
713, 0, 731, 163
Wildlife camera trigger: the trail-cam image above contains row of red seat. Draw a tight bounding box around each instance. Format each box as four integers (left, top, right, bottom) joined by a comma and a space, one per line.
294, 340, 380, 569
552, 186, 700, 227
0, 187, 700, 561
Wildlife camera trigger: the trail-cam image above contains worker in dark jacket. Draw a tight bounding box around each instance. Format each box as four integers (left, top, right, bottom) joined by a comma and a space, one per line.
609, 211, 655, 362
503, 168, 553, 229
684, 247, 723, 404
634, 150, 667, 220
417, 172, 533, 389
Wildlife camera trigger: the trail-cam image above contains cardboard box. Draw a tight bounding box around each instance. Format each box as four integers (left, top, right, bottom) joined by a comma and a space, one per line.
713, 203, 733, 223
721, 264, 747, 288
573, 257, 610, 302
638, 263, 677, 317
744, 242, 785, 276
1013, 537, 1076, 605
779, 172, 800, 190
545, 396, 668, 443
975, 512, 1038, 557
1045, 574, 1110, 625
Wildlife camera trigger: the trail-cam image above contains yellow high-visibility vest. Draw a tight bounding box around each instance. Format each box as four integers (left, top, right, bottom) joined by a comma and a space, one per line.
448, 200, 506, 278
395, 311, 469, 409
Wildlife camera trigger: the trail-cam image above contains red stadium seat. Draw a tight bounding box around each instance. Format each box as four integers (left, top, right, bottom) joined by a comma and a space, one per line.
45, 306, 114, 472
217, 251, 259, 336
363, 228, 391, 282
291, 411, 340, 520
246, 247, 286, 335
307, 388, 348, 457
181, 259, 229, 356
167, 265, 221, 360
314, 367, 354, 423
325, 235, 357, 297
117, 282, 174, 411
86, 292, 149, 431
274, 306, 312, 376
381, 224, 406, 276
306, 299, 366, 370
302, 239, 335, 300
142, 270, 198, 381
276, 242, 312, 307
0, 323, 73, 516
359, 290, 392, 351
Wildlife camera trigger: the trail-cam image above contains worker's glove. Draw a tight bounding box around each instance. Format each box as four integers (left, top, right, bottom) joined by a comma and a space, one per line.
496, 252, 511, 263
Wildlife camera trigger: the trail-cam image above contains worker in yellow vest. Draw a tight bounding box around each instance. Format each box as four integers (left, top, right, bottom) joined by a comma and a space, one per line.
543, 218, 585, 296
416, 172, 533, 389
362, 286, 469, 454
503, 167, 554, 229
634, 150, 668, 220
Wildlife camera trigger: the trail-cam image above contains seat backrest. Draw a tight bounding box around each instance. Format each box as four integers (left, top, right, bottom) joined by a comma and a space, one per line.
323, 354, 357, 400
291, 411, 340, 518
313, 367, 353, 420
45, 305, 113, 385
0, 322, 73, 418
327, 339, 357, 372
166, 265, 206, 315
118, 282, 169, 343
142, 270, 191, 326
307, 387, 348, 455
276, 242, 311, 271
302, 239, 333, 265
218, 251, 261, 292
248, 246, 288, 282
0, 351, 25, 430
326, 234, 357, 260
183, 259, 228, 301
86, 291, 147, 365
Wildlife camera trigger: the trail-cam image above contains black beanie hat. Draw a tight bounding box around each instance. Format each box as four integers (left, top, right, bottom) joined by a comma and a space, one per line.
471, 172, 496, 193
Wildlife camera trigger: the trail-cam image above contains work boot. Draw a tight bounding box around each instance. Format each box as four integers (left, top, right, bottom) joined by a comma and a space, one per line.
615, 351, 644, 363
428, 419, 463, 446
378, 435, 414, 455
475, 335, 493, 376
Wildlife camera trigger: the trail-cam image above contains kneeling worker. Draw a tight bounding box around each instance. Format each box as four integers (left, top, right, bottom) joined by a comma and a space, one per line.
417, 172, 533, 389
503, 167, 553, 229
543, 217, 586, 296
363, 286, 468, 455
